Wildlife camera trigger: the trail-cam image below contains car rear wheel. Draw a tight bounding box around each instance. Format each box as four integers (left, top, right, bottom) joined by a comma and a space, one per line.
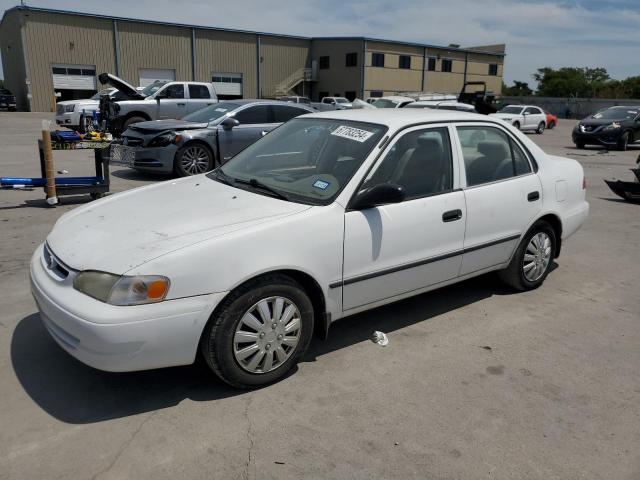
536, 122, 545, 134
200, 274, 314, 388
548, 120, 556, 129
174, 143, 214, 177
617, 131, 630, 151
498, 221, 556, 291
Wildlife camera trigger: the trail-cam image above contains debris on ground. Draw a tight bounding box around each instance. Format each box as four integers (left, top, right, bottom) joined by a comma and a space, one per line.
371, 331, 389, 346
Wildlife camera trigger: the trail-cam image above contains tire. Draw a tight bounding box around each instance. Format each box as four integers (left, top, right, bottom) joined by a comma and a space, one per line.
122, 115, 147, 130
200, 274, 314, 388
575, 140, 585, 149
548, 121, 556, 129
513, 121, 520, 130
536, 122, 545, 134
174, 143, 214, 177
498, 221, 556, 291
617, 131, 630, 151
90, 192, 104, 200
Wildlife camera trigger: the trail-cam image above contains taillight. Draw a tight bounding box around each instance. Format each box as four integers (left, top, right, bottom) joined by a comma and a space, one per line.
582, 176, 586, 190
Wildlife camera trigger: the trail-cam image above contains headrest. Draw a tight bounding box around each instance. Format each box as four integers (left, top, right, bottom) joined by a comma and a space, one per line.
477, 141, 508, 159
416, 136, 442, 150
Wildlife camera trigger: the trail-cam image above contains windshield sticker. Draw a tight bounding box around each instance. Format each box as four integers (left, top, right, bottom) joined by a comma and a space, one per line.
331, 125, 374, 143
628, 111, 638, 114
214, 108, 228, 112
313, 180, 330, 190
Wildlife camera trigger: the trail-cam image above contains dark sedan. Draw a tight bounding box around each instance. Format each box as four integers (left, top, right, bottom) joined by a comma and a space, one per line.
572, 106, 640, 150
113, 100, 314, 176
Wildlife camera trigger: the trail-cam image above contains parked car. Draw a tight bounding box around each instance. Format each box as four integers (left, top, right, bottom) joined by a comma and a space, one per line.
98, 73, 218, 133
55, 88, 126, 132
490, 105, 547, 133
572, 106, 640, 150
321, 96, 352, 109
277, 96, 311, 105
0, 88, 16, 111
405, 100, 476, 112
545, 110, 558, 129
371, 95, 414, 109
114, 100, 314, 176
32, 109, 588, 388
365, 98, 377, 104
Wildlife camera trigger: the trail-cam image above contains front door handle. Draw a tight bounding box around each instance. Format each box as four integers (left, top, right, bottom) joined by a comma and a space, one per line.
177, 102, 186, 106
442, 209, 463, 222
527, 191, 540, 202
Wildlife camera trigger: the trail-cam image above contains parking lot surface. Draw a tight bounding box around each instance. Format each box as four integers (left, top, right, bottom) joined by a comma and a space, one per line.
1, 113, 638, 479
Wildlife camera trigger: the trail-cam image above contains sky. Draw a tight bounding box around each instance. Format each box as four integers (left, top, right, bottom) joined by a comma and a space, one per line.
1, 0, 639, 88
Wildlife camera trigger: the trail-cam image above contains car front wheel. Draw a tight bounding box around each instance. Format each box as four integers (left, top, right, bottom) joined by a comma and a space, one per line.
617, 131, 630, 151
174, 143, 214, 176
200, 274, 314, 388
499, 221, 556, 291
513, 121, 521, 130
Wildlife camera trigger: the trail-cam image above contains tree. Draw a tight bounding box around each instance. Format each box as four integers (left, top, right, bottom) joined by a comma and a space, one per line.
502, 80, 533, 96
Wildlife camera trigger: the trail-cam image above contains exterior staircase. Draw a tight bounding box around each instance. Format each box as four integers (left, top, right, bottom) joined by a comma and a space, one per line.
274, 68, 315, 97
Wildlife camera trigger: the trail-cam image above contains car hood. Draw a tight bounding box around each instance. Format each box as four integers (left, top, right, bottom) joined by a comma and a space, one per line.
128, 119, 209, 133
57, 99, 98, 107
47, 176, 311, 274
98, 73, 145, 100
490, 112, 521, 119
579, 117, 630, 127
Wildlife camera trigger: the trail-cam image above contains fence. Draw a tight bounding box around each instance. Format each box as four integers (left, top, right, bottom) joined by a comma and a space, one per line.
499, 96, 640, 119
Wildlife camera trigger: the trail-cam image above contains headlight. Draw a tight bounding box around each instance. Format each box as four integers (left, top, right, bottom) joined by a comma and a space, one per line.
73, 271, 170, 306
603, 122, 621, 131
148, 131, 182, 147
65, 104, 75, 113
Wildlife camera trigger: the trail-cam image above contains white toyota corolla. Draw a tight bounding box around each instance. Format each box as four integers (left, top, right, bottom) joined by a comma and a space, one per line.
31, 110, 589, 388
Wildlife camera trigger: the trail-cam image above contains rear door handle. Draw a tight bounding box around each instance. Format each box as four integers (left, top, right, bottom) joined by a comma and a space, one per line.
442, 209, 463, 222
177, 103, 186, 106
527, 191, 540, 202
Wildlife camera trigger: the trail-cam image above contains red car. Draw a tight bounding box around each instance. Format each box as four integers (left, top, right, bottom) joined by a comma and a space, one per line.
545, 110, 558, 129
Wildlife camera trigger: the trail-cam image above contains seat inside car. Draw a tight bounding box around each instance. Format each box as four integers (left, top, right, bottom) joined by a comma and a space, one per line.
391, 135, 450, 197
466, 140, 510, 185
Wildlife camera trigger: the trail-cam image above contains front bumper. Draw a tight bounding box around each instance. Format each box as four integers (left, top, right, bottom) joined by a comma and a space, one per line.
55, 112, 81, 128
30, 243, 227, 372
572, 128, 623, 146
130, 144, 177, 173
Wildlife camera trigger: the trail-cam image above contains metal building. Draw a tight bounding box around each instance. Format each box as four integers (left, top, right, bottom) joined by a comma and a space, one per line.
0, 5, 505, 112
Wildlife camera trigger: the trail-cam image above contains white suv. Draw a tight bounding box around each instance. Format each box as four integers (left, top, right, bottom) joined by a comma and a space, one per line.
490, 105, 547, 133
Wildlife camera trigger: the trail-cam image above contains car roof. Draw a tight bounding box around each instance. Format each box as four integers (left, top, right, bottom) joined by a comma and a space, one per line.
221, 99, 311, 107
377, 96, 414, 102
302, 108, 491, 129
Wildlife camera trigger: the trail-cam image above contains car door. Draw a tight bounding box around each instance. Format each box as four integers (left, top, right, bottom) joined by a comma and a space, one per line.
523, 107, 539, 130
155, 83, 187, 119
454, 124, 542, 275
186, 84, 215, 114
217, 104, 275, 162
342, 125, 466, 311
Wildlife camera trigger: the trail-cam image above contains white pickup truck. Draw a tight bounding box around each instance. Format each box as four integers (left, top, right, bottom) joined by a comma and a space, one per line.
98, 73, 218, 133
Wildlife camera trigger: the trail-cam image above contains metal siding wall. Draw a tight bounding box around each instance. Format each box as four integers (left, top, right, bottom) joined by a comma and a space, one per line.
195, 29, 257, 98
260, 36, 311, 98
118, 21, 191, 86
0, 10, 28, 110
22, 11, 116, 112
312, 39, 363, 100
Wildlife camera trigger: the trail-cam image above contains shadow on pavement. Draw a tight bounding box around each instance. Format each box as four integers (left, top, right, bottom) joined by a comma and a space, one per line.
110, 168, 169, 182
12, 273, 525, 424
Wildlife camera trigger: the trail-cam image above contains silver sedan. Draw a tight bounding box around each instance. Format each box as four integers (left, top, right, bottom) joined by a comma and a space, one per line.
116, 100, 314, 176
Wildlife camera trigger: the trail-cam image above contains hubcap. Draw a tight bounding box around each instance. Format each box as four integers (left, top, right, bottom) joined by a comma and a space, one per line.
180, 146, 210, 175
233, 296, 302, 374
523, 232, 552, 282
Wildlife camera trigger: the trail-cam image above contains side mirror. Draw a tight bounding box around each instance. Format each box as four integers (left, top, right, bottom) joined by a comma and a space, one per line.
350, 183, 405, 210
221, 117, 240, 130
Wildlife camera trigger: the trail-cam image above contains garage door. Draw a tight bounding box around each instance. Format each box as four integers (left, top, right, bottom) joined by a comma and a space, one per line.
212, 73, 243, 96
52, 64, 96, 90
139, 69, 176, 88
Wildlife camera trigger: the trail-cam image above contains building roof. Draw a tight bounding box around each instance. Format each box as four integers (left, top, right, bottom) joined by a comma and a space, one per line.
1, 5, 505, 57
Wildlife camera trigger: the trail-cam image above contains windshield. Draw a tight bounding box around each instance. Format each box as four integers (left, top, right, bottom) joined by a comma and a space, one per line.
211, 118, 387, 205
592, 108, 638, 120
182, 102, 242, 123
372, 99, 399, 109
141, 81, 167, 97
499, 106, 524, 114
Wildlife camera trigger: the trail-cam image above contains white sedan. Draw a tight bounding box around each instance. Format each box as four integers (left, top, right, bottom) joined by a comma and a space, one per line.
31, 109, 589, 388
490, 105, 547, 133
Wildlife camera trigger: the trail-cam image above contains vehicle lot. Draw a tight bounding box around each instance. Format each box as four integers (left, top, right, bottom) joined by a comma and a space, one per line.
0, 113, 638, 479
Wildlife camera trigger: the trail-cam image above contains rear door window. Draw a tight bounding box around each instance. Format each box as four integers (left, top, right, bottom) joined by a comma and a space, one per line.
272, 105, 309, 123
188, 84, 210, 99
456, 126, 532, 187
235, 105, 271, 124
